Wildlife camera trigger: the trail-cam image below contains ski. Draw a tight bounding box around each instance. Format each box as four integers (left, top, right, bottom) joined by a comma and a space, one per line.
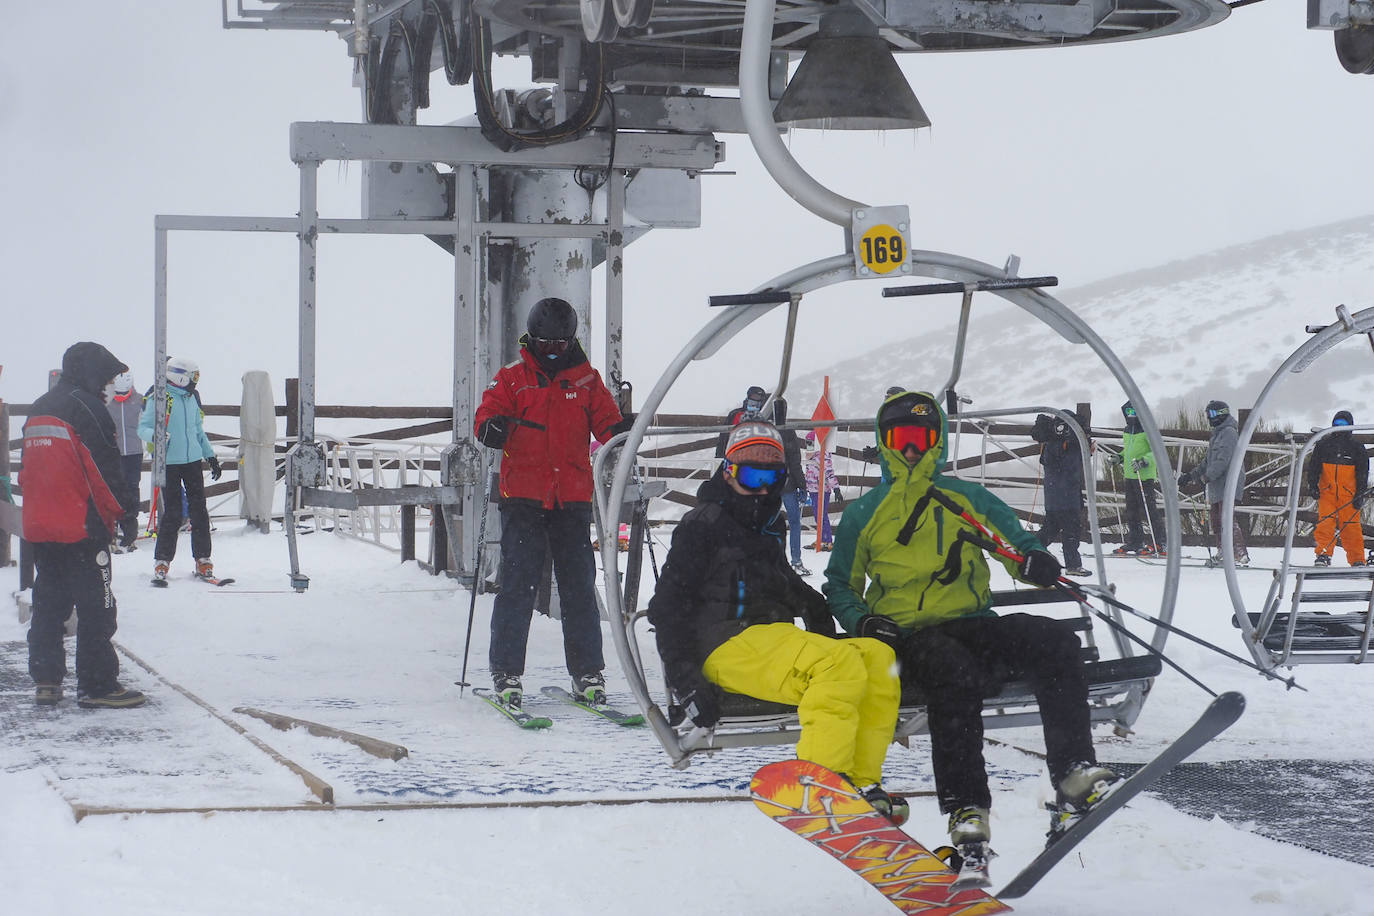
194, 573, 235, 587
471, 687, 553, 729
996, 690, 1245, 900
151, 576, 168, 588
752, 759, 1011, 915
540, 686, 645, 726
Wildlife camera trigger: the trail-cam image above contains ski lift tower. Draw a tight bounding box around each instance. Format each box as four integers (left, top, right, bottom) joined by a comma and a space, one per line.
218, 0, 1230, 588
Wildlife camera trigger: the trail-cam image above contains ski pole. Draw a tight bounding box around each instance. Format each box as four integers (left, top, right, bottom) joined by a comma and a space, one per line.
924, 486, 1303, 692
457, 466, 493, 696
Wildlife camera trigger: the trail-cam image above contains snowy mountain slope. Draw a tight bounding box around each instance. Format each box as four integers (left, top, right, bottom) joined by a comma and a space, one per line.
780, 215, 1374, 430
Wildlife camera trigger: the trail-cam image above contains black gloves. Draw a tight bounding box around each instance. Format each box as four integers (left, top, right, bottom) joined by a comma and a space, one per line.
207, 456, 222, 481
833, 488, 845, 506
477, 416, 509, 449
679, 686, 720, 728
609, 413, 636, 437
1020, 549, 1062, 588
861, 445, 879, 464
1130, 457, 1149, 472
857, 614, 902, 648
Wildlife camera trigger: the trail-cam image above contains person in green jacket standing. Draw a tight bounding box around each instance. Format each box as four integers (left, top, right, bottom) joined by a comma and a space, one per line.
1107, 400, 1166, 557
822, 390, 1118, 878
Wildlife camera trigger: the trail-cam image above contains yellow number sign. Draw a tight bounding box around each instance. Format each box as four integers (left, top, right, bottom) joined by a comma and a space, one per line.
858, 224, 907, 275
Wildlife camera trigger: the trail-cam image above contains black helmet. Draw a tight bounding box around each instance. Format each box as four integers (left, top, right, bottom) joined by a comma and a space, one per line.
1205, 400, 1230, 427
885, 386, 908, 398
526, 297, 579, 341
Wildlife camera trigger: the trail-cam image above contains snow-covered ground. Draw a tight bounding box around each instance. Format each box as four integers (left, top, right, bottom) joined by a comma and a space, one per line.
2, 524, 1371, 916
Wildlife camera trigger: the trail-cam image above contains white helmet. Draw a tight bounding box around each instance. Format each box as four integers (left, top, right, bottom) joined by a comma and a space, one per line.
113, 373, 134, 394
166, 357, 199, 389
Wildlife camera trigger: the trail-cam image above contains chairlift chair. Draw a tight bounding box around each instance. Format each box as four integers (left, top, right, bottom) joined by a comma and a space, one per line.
592, 260, 1179, 767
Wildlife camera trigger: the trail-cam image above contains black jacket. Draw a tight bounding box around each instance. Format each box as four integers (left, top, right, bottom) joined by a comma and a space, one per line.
647, 474, 833, 695
1307, 428, 1369, 498
1031, 415, 1084, 512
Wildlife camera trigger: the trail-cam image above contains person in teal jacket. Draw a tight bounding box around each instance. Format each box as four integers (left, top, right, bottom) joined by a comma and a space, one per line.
138, 357, 222, 583
1106, 400, 1166, 556
822, 390, 1118, 869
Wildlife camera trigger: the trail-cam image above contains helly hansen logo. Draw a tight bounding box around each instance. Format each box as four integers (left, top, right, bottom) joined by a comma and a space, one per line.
566, 392, 578, 400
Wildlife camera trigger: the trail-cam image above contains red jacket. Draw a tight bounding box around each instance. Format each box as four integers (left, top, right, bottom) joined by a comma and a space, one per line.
21, 410, 126, 543
474, 345, 624, 508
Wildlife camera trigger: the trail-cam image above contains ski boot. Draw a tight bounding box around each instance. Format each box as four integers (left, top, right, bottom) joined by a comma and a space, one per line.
492, 672, 523, 709
791, 560, 812, 576
1237, 552, 1251, 568
195, 558, 215, 580
1110, 546, 1137, 557
571, 671, 607, 707
1203, 555, 1223, 569
1314, 554, 1332, 567
1047, 762, 1122, 844
1064, 566, 1090, 577
938, 807, 994, 887
152, 561, 170, 587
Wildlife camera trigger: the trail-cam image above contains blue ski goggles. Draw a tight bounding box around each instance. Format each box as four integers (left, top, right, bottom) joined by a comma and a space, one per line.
1334, 416, 1353, 427
727, 462, 785, 490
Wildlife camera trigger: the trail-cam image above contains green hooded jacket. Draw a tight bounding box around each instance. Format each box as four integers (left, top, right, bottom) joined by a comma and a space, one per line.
822, 391, 1043, 636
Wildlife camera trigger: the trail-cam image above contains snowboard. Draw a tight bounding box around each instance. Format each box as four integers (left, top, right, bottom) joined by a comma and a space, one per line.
997, 690, 1246, 899
540, 686, 644, 726
751, 759, 1011, 915
471, 687, 553, 729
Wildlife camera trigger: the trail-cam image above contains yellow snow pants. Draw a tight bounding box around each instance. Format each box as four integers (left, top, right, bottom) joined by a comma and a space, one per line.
702, 623, 899, 785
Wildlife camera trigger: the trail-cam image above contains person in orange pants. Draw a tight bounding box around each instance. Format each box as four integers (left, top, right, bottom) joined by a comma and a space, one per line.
1307, 410, 1369, 567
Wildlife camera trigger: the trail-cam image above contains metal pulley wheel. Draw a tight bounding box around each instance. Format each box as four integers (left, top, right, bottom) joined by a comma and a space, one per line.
613, 0, 654, 29
580, 0, 619, 42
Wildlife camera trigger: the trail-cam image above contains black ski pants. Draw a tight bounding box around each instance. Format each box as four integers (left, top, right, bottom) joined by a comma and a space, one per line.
488, 502, 604, 679
28, 539, 121, 696
1037, 507, 1083, 568
899, 613, 1094, 813
117, 453, 142, 545
154, 461, 211, 563
1124, 478, 1165, 551
1207, 501, 1248, 559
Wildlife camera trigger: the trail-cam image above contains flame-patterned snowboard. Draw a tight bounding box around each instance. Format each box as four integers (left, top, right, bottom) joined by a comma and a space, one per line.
751, 760, 1011, 915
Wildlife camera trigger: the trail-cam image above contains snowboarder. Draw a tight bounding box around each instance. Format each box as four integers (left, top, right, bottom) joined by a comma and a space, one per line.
1178, 400, 1250, 568
139, 357, 222, 584
648, 421, 907, 823
1107, 400, 1166, 557
823, 390, 1119, 871
22, 342, 146, 708
1031, 409, 1089, 577
1306, 409, 1368, 567
474, 297, 632, 709
105, 372, 143, 552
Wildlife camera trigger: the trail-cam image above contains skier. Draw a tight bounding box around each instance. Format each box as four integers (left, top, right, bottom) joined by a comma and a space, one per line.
105, 372, 143, 552
648, 421, 907, 823
474, 297, 631, 709
1306, 409, 1368, 567
22, 342, 146, 708
823, 390, 1119, 874
804, 432, 843, 551
713, 384, 768, 458
1030, 409, 1089, 577
772, 396, 811, 575
1178, 400, 1250, 568
1107, 400, 1166, 557
138, 357, 222, 584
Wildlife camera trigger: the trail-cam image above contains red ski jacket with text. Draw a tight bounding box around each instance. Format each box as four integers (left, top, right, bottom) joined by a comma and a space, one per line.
21, 383, 129, 543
